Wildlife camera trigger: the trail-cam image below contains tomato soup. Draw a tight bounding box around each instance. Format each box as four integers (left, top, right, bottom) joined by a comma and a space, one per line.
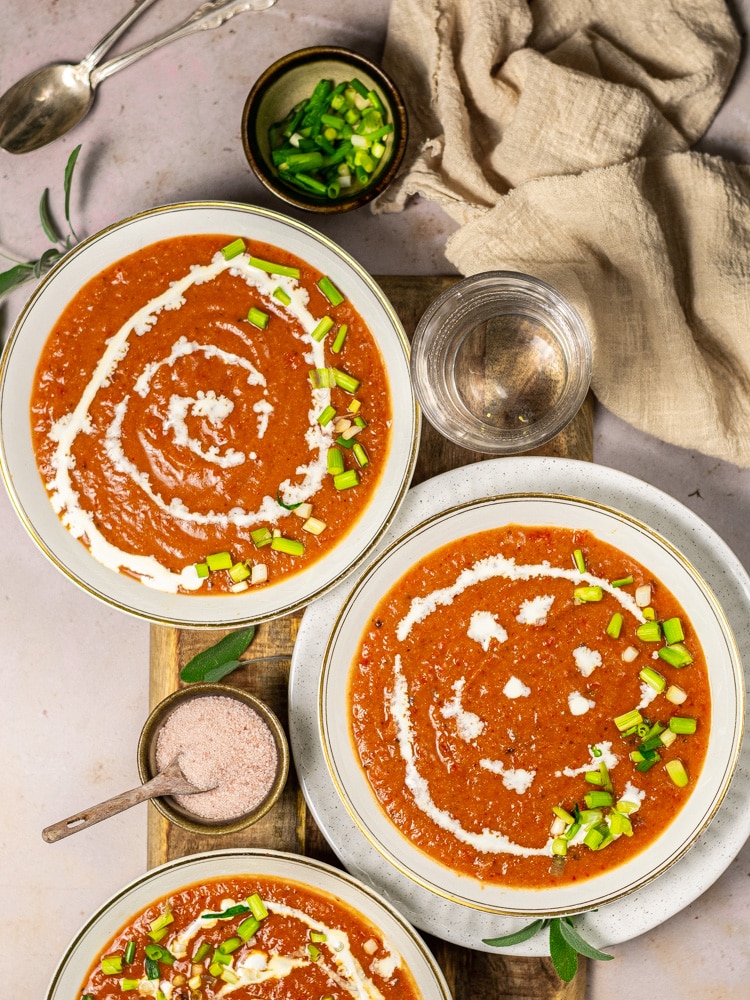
349, 525, 711, 889
30, 235, 391, 595
78, 875, 422, 999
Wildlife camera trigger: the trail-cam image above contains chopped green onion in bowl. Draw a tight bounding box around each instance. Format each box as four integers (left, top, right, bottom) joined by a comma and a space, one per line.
242, 47, 408, 214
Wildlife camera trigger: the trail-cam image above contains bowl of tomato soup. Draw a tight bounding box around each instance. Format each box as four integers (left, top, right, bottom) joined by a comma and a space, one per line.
319, 494, 744, 916
45, 849, 452, 1000
0, 202, 418, 627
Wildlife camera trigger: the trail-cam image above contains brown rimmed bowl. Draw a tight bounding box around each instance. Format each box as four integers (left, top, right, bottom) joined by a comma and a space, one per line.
138, 683, 289, 835
242, 46, 408, 213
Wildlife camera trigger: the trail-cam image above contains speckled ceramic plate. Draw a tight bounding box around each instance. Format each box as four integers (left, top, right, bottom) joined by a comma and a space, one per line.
288, 456, 750, 953
44, 849, 452, 1000
0, 201, 418, 628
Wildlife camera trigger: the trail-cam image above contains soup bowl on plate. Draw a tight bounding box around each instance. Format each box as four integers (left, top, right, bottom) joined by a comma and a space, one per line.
0, 201, 418, 628
319, 493, 744, 917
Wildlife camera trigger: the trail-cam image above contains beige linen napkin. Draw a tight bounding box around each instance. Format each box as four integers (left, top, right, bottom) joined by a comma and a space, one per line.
377, 0, 750, 466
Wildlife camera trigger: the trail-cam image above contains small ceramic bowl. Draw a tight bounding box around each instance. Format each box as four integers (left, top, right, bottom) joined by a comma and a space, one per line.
411, 271, 592, 454
138, 683, 289, 835
242, 46, 408, 213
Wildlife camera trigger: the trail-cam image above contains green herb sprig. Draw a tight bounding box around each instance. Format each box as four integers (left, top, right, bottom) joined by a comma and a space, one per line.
179, 627, 257, 683
0, 144, 82, 300
483, 916, 613, 982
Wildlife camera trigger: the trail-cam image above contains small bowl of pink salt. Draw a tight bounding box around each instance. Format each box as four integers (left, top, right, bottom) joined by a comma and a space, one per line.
138, 684, 289, 835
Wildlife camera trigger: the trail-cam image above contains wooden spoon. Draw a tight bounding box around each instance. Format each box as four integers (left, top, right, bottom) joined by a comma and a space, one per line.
42, 758, 213, 843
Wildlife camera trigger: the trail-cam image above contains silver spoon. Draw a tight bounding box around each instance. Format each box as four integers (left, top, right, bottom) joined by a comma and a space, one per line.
41, 757, 214, 843
0, 0, 278, 155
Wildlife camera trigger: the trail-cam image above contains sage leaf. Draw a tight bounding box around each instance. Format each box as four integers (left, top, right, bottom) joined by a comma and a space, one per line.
0, 262, 34, 296
179, 626, 257, 683
0, 144, 83, 302
64, 144, 82, 239
549, 919, 578, 982
33, 247, 62, 279
483, 918, 547, 948
38, 188, 62, 245
201, 659, 244, 683
556, 917, 613, 962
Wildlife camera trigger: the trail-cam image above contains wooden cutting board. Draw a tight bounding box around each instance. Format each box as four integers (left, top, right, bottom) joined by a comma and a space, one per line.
148, 275, 594, 1000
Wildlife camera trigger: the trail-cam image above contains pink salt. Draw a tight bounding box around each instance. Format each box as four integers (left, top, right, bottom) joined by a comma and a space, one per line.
155, 695, 278, 821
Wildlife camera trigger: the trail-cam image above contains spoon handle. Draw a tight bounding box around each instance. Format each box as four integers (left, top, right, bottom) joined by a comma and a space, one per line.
41, 769, 190, 844
91, 0, 278, 86
82, 0, 163, 72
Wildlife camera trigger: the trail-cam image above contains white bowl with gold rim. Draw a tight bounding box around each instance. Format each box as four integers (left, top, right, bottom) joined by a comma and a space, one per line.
45, 849, 451, 1000
319, 493, 744, 917
0, 201, 418, 628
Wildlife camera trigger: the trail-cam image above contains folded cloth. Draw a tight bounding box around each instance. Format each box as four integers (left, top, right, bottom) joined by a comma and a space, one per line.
377, 0, 750, 467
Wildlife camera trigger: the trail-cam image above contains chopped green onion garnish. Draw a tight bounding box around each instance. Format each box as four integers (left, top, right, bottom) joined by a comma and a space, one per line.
552, 805, 575, 824
311, 315, 334, 342
247, 893, 268, 921
614, 708, 643, 731
317, 405, 337, 426
584, 790, 613, 809
251, 527, 273, 548
145, 944, 174, 965
276, 489, 303, 511
248, 255, 300, 279
669, 716, 697, 735
615, 799, 638, 814
658, 643, 693, 668
327, 447, 345, 475
551, 837, 568, 857
206, 551, 233, 571
237, 916, 261, 941
611, 575, 634, 587
307, 943, 322, 962
271, 536, 305, 556
194, 561, 209, 579
317, 275, 345, 306
635, 753, 660, 772
333, 367, 360, 393
220, 968, 240, 985
229, 562, 250, 583
149, 911, 174, 934
639, 666, 666, 692
120, 979, 140, 992
123, 941, 136, 965
334, 469, 360, 490
573, 548, 586, 573
309, 367, 337, 389
609, 811, 633, 837
144, 957, 160, 980
606, 612, 623, 638
636, 620, 662, 642
247, 306, 269, 329
583, 827, 605, 850
331, 323, 349, 353
574, 585, 603, 602
665, 758, 689, 787
101, 956, 123, 976
353, 442, 369, 467
273, 286, 291, 305
218, 937, 242, 955
584, 770, 604, 786
193, 941, 212, 963
221, 238, 245, 260
662, 617, 685, 644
